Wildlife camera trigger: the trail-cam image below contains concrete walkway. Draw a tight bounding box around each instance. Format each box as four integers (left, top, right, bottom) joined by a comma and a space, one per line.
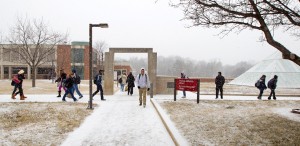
60, 90, 175, 146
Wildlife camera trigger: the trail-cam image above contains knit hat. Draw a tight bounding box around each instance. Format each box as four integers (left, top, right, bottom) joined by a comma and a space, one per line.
18, 69, 24, 74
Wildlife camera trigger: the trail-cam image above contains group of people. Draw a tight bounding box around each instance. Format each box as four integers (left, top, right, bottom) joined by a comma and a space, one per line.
179, 71, 278, 100
55, 69, 83, 102
119, 72, 136, 96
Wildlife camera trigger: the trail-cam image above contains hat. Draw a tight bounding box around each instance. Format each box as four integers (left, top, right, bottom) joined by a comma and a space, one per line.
18, 69, 24, 74
72, 69, 76, 73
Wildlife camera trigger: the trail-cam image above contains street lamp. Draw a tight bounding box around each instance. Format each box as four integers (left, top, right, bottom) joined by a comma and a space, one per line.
88, 23, 109, 110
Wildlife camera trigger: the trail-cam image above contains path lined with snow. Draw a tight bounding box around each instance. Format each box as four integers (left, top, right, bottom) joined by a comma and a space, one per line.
60, 90, 175, 146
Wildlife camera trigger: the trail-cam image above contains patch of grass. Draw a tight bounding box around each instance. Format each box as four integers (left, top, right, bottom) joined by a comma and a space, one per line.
0, 102, 94, 145
160, 100, 300, 146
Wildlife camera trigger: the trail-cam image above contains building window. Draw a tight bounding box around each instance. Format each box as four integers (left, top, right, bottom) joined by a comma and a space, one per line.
71, 49, 84, 63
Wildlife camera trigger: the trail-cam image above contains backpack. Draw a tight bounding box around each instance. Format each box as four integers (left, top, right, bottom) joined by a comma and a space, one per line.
74, 75, 81, 84
255, 80, 260, 88
138, 74, 147, 82
11, 80, 15, 86
118, 77, 122, 84
94, 75, 102, 84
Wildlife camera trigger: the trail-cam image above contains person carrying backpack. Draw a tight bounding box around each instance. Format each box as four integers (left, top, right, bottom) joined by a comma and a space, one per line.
71, 69, 83, 99
136, 68, 150, 108
256, 75, 267, 100
62, 73, 77, 102
92, 70, 106, 101
267, 75, 278, 100
11, 69, 27, 100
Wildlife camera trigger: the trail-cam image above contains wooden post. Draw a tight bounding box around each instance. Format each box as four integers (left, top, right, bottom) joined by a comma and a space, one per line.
174, 78, 176, 101
197, 79, 200, 104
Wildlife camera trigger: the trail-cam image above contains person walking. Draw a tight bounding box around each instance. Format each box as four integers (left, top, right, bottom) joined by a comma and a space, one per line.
136, 68, 150, 108
256, 75, 267, 100
267, 75, 278, 100
126, 72, 135, 95
92, 70, 106, 101
62, 74, 77, 102
180, 72, 187, 98
120, 73, 127, 92
11, 69, 27, 100
71, 69, 83, 99
215, 72, 225, 99
55, 69, 67, 97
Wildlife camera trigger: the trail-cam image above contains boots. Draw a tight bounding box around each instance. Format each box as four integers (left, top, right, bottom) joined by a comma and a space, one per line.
20, 95, 26, 100
11, 94, 16, 99
57, 91, 61, 97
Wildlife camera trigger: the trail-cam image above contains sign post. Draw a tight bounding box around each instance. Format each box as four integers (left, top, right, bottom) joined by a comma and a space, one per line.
174, 78, 200, 104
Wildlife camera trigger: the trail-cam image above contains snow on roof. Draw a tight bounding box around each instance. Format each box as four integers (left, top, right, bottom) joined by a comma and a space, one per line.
229, 52, 300, 88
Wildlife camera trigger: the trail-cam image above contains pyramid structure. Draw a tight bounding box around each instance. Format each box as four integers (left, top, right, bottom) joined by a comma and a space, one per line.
229, 52, 300, 88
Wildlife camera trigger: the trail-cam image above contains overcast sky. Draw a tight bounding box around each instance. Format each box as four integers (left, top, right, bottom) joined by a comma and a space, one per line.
1, 0, 299, 65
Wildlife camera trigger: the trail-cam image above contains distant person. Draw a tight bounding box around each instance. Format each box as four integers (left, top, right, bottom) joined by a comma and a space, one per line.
120, 73, 127, 92
181, 72, 187, 98
71, 69, 83, 99
62, 74, 77, 102
11, 69, 27, 100
55, 69, 67, 97
126, 72, 135, 96
255, 75, 267, 100
267, 75, 278, 100
136, 68, 150, 108
215, 72, 225, 99
92, 70, 106, 101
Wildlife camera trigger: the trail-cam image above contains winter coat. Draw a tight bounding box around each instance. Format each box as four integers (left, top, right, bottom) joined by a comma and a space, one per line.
258, 78, 267, 90
94, 74, 102, 85
215, 75, 225, 88
268, 78, 277, 89
17, 74, 25, 85
121, 75, 127, 84
127, 74, 135, 87
64, 78, 74, 89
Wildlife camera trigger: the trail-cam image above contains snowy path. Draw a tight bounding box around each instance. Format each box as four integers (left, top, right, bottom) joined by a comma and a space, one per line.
61, 90, 175, 146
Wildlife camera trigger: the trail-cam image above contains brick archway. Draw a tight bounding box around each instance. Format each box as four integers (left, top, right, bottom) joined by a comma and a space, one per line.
104, 48, 157, 95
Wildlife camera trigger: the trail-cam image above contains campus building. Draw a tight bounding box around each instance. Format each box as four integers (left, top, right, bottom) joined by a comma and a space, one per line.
0, 41, 102, 80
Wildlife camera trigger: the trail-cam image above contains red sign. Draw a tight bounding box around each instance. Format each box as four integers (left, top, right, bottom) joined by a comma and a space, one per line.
175, 79, 199, 91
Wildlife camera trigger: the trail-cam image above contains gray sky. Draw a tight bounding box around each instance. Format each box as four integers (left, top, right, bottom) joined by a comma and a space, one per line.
1, 0, 299, 65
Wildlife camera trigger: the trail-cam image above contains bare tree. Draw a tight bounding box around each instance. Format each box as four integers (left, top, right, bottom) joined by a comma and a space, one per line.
6, 17, 67, 87
94, 41, 108, 71
172, 0, 300, 65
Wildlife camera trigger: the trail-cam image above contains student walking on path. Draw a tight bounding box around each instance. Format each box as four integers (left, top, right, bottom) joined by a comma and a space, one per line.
136, 68, 150, 108
71, 69, 83, 99
126, 72, 135, 96
215, 72, 225, 99
55, 69, 67, 97
256, 75, 267, 100
92, 70, 106, 101
267, 75, 278, 100
120, 73, 127, 92
11, 69, 27, 100
62, 74, 77, 102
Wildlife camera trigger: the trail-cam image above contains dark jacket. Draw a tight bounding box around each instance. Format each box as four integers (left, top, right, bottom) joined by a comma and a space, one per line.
258, 78, 267, 90
17, 74, 25, 85
94, 74, 102, 85
215, 75, 225, 88
64, 78, 74, 89
268, 78, 277, 89
127, 73, 135, 87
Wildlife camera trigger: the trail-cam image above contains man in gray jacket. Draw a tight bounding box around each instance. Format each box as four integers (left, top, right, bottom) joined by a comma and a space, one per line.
136, 68, 150, 108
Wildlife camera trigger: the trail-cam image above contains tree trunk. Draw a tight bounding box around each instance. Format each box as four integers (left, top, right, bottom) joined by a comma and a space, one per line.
32, 66, 36, 87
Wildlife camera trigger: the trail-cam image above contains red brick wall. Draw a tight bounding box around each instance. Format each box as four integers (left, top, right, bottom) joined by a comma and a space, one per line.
56, 45, 71, 75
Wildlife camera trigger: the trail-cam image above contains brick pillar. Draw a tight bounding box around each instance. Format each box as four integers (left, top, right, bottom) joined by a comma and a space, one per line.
104, 51, 114, 95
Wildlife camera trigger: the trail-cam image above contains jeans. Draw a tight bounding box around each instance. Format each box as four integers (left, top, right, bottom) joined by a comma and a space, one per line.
120, 84, 125, 91
12, 84, 23, 96
62, 88, 77, 101
92, 84, 104, 100
216, 87, 223, 99
72, 84, 83, 97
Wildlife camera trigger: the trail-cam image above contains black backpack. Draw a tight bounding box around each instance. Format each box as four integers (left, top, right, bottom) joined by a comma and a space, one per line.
74, 75, 81, 84
118, 77, 122, 84
255, 80, 260, 88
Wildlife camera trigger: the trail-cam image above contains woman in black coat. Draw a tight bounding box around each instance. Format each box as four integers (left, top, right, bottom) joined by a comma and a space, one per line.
257, 75, 267, 100
126, 72, 135, 96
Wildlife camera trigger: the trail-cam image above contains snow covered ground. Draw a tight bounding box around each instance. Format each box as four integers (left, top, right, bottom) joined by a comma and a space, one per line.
1, 87, 299, 145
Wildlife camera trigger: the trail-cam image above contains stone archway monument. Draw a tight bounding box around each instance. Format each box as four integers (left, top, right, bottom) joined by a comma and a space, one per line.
104, 48, 157, 95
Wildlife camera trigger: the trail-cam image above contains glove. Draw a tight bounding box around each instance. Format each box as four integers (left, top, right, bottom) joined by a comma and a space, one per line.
138, 86, 140, 89
147, 88, 150, 91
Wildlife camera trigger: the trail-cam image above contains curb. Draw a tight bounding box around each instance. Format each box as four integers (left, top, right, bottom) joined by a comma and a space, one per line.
150, 98, 189, 146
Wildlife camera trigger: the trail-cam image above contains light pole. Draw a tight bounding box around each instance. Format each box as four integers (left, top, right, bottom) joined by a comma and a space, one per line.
88, 23, 109, 110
